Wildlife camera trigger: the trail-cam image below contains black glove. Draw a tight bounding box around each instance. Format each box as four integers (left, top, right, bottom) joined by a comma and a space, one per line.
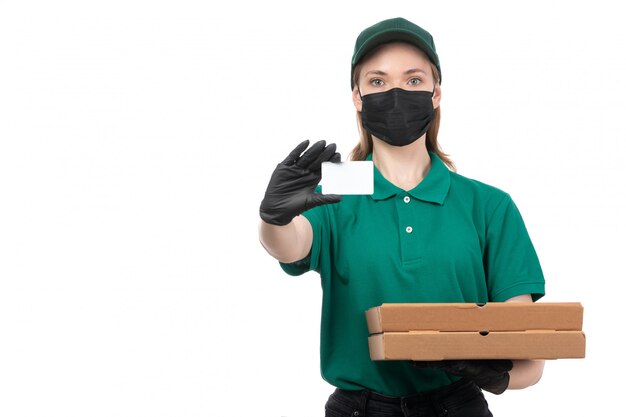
411, 360, 513, 395
260, 140, 342, 226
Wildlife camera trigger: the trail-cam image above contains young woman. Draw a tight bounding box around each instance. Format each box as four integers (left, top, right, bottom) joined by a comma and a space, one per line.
259, 17, 545, 417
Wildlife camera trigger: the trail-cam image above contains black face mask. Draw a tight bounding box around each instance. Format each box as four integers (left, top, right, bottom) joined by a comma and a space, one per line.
360, 87, 435, 147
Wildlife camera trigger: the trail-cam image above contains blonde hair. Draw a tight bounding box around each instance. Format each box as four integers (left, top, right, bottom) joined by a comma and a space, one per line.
349, 50, 456, 172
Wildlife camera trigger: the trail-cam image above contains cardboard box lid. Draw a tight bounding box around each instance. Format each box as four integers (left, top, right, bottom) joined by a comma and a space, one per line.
368, 330, 586, 360
366, 302, 584, 334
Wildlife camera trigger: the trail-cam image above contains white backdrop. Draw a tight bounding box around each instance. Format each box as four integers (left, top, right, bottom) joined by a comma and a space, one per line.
1, 1, 624, 416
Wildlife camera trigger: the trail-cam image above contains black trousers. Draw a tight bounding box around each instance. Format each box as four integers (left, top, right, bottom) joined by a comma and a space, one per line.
325, 378, 493, 417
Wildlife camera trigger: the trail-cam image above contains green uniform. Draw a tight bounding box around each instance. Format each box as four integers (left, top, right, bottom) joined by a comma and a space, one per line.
280, 151, 545, 396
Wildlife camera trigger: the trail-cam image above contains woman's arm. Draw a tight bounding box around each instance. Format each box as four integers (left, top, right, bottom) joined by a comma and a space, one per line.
504, 294, 545, 389
258, 140, 340, 263
259, 216, 313, 263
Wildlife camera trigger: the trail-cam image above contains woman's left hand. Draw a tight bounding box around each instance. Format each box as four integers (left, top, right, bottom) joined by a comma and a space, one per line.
411, 359, 513, 395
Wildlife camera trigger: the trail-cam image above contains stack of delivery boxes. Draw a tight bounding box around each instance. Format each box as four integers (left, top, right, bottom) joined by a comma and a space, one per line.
366, 302, 585, 360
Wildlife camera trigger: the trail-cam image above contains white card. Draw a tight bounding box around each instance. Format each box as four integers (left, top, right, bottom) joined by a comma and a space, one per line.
320, 161, 374, 195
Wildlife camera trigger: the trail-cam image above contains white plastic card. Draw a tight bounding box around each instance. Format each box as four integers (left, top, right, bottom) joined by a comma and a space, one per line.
320, 161, 374, 195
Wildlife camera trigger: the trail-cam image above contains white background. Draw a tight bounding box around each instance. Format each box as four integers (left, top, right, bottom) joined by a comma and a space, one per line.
1, 1, 624, 416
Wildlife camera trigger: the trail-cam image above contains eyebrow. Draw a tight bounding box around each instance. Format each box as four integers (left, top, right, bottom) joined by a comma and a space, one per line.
364, 68, 427, 77
404, 68, 427, 75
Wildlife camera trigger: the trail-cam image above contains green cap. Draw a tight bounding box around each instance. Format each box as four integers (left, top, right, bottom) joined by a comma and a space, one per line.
350, 17, 441, 89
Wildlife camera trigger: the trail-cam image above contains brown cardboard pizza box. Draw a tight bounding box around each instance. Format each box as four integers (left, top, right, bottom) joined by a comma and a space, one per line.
365, 302, 586, 360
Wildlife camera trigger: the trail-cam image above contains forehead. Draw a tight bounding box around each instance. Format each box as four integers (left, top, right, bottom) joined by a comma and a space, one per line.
360, 42, 432, 73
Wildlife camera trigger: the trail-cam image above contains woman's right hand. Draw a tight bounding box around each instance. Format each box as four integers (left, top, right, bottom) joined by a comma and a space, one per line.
259, 140, 342, 226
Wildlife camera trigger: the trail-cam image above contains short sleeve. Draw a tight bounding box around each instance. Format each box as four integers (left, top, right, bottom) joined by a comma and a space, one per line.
483, 194, 545, 302
278, 186, 327, 276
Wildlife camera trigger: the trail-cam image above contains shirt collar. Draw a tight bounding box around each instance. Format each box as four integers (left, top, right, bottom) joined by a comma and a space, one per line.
367, 151, 451, 205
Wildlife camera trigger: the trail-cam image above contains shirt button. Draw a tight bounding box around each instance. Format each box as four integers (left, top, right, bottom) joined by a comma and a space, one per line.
406, 226, 413, 234
403, 196, 410, 203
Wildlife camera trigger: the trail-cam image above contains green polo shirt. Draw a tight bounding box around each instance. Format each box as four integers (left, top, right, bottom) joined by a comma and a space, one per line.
279, 151, 545, 396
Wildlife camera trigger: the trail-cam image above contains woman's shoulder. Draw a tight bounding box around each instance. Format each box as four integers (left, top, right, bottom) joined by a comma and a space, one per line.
448, 170, 511, 206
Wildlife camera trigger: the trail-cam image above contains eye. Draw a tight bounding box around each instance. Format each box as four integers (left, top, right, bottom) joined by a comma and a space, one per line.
408, 78, 422, 86
370, 79, 384, 87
